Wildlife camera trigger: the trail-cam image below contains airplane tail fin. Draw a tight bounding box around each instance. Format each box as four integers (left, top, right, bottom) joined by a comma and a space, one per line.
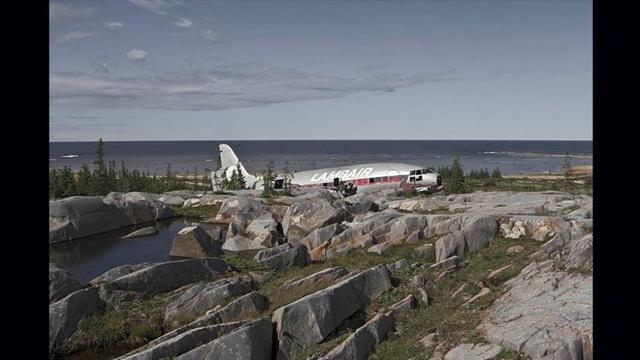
211, 144, 260, 190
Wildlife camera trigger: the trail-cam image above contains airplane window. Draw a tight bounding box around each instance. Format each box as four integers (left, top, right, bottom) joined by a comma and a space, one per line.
416, 169, 422, 175
410, 170, 416, 175
409, 176, 415, 182
369, 178, 375, 183
417, 176, 423, 181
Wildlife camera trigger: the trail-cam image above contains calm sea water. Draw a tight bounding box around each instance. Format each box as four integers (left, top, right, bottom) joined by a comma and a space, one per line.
49, 140, 592, 175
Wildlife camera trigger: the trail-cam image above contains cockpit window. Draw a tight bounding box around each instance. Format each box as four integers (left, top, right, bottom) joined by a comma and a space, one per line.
410, 170, 416, 175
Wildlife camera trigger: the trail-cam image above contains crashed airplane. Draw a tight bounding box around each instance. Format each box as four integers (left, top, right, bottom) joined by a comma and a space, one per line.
210, 144, 443, 193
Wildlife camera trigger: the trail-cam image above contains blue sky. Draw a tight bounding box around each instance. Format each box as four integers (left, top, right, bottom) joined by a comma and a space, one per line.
49, 0, 592, 141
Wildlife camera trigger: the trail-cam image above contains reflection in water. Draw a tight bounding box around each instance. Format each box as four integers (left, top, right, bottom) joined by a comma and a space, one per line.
49, 218, 222, 284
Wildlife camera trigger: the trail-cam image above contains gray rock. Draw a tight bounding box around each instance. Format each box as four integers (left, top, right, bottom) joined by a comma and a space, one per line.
103, 192, 175, 224
254, 243, 292, 261
117, 322, 245, 360
123, 226, 159, 239
245, 213, 284, 247
49, 287, 104, 351
299, 224, 343, 252
49, 263, 82, 303
566, 234, 593, 271
214, 197, 267, 225
255, 243, 311, 270
367, 241, 399, 255
435, 230, 466, 263
158, 195, 186, 207
462, 216, 498, 253
272, 264, 392, 358
319, 311, 395, 360
414, 243, 435, 261
430, 256, 459, 270
222, 234, 267, 252
98, 258, 230, 304
89, 263, 152, 286
281, 196, 351, 241
282, 266, 349, 289
386, 259, 410, 273
478, 261, 592, 360
444, 343, 503, 360
164, 276, 255, 330
170, 225, 223, 258
49, 196, 131, 243
176, 317, 273, 360
390, 295, 418, 312
148, 292, 268, 348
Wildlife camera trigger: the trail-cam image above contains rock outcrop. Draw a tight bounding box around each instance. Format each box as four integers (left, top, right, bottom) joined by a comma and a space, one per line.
320, 311, 395, 360
272, 264, 392, 358
444, 343, 503, 360
49, 263, 82, 303
169, 225, 223, 258
281, 192, 351, 241
49, 287, 104, 351
97, 258, 230, 304
175, 317, 273, 360
254, 243, 311, 270
478, 260, 592, 360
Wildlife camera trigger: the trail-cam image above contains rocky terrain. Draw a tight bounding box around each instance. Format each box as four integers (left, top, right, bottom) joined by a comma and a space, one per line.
49, 185, 592, 359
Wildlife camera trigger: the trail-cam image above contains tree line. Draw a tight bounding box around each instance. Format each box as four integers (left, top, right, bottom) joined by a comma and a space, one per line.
49, 139, 211, 199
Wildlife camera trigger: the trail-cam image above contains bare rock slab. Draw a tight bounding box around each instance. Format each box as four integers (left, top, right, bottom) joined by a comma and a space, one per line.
319, 311, 395, 360
176, 317, 273, 360
49, 287, 104, 351
444, 343, 503, 360
49, 263, 82, 303
123, 226, 158, 239
478, 261, 592, 360
272, 265, 392, 359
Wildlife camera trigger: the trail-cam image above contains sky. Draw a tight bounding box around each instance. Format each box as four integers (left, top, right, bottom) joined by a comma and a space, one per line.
49, 0, 592, 141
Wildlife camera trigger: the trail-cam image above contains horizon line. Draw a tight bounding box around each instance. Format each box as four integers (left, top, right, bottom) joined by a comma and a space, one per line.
49, 138, 593, 143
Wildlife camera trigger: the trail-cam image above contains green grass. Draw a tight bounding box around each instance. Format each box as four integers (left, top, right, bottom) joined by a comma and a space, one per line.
464, 177, 592, 196
169, 204, 221, 219
365, 235, 539, 359
62, 295, 172, 357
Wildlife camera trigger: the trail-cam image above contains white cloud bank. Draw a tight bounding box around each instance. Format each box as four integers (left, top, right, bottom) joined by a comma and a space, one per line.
50, 64, 455, 111
174, 17, 192, 27
105, 22, 124, 30
57, 31, 96, 43
126, 49, 148, 61
127, 0, 181, 16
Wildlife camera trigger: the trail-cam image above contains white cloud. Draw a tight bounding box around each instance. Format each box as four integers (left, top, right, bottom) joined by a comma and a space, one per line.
50, 2, 96, 23
127, 0, 181, 15
201, 29, 220, 42
105, 22, 124, 30
174, 16, 192, 28
126, 49, 148, 62
50, 64, 455, 111
57, 31, 96, 44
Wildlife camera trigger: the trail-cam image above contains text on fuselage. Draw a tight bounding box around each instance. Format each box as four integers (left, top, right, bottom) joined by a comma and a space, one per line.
310, 168, 374, 182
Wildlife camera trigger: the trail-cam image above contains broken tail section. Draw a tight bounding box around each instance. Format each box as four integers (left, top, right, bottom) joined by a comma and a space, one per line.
211, 144, 261, 190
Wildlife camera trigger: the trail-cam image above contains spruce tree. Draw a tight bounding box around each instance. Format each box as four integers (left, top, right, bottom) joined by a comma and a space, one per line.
262, 161, 276, 197
237, 169, 246, 189
446, 156, 466, 195
77, 165, 92, 195
491, 167, 502, 179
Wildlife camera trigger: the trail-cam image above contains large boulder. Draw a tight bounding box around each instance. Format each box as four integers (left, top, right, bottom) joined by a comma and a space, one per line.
49, 196, 131, 243
245, 213, 284, 247
157, 195, 186, 207
176, 317, 273, 360
49, 263, 82, 303
89, 263, 153, 286
478, 260, 592, 360
435, 216, 498, 262
213, 197, 267, 224
320, 311, 395, 360
148, 292, 268, 349
222, 235, 267, 252
118, 322, 246, 360
98, 258, 230, 304
254, 243, 310, 270
272, 265, 392, 358
566, 233, 593, 271
299, 224, 343, 252
281, 196, 351, 242
49, 287, 104, 351
103, 192, 175, 224
164, 276, 255, 330
170, 226, 223, 258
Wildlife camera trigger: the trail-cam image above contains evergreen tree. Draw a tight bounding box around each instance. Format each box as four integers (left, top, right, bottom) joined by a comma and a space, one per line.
491, 167, 502, 179
237, 169, 246, 189
445, 156, 466, 195
59, 166, 77, 197
261, 161, 276, 197
76, 165, 92, 195
282, 167, 294, 195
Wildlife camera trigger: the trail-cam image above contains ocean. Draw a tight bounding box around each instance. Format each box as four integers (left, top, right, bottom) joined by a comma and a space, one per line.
49, 140, 592, 176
